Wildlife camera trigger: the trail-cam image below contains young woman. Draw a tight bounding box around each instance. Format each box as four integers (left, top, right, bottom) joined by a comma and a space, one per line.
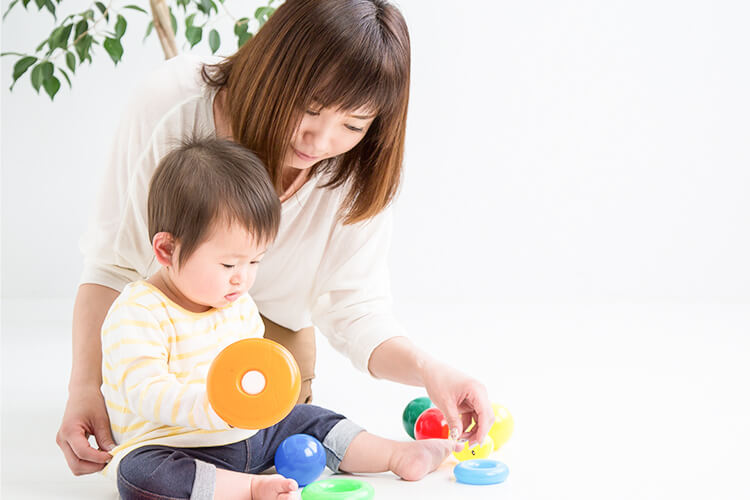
56, 0, 494, 476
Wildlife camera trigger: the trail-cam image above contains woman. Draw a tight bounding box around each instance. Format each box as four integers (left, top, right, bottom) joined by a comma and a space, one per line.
56, 0, 494, 475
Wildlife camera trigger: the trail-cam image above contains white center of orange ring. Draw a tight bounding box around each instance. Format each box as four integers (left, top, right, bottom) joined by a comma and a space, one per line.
241, 370, 266, 395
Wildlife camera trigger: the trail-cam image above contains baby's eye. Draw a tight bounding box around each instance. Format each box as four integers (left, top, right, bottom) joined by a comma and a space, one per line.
221, 264, 235, 269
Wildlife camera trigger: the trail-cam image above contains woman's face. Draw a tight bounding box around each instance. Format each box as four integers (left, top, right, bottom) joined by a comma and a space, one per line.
283, 104, 376, 170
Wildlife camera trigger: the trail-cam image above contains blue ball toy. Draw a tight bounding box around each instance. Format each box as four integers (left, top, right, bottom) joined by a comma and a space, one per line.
274, 434, 326, 487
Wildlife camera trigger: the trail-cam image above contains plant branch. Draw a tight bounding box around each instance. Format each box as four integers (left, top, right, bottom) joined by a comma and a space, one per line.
150, 0, 178, 59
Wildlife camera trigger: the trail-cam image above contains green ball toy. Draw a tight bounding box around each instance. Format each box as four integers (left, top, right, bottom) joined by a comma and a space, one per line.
402, 396, 433, 439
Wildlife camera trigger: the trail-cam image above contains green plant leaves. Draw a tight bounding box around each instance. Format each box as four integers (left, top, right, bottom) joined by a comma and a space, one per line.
58, 67, 72, 88
3, 0, 282, 98
48, 23, 73, 52
2, 0, 20, 21
103, 37, 123, 64
38, 60, 53, 79
30, 61, 52, 93
31, 0, 56, 18
144, 21, 154, 41
115, 14, 127, 38
235, 17, 251, 48
254, 6, 274, 28
95, 1, 108, 21
209, 29, 220, 54
42, 74, 60, 98
186, 26, 202, 48
65, 51, 76, 72
74, 19, 87, 39
72, 19, 92, 63
195, 0, 217, 16
74, 33, 93, 63
123, 5, 148, 14
12, 56, 37, 82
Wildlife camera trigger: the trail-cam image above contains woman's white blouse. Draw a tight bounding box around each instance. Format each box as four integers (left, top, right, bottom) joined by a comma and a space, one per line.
80, 54, 405, 373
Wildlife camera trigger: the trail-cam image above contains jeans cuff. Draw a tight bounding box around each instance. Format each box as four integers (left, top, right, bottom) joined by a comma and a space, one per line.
322, 419, 365, 473
190, 459, 216, 500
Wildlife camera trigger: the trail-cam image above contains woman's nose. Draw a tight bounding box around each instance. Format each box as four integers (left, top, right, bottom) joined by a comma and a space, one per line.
303, 125, 332, 153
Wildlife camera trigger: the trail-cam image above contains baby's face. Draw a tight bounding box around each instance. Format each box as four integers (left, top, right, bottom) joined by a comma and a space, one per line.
171, 222, 268, 312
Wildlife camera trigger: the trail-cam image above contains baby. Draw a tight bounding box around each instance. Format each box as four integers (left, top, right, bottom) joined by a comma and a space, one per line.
100, 137, 456, 500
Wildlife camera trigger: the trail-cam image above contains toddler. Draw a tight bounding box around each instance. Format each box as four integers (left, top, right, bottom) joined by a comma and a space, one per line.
100, 137, 456, 500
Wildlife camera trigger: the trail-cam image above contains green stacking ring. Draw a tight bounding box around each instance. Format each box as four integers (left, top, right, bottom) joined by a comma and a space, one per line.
301, 478, 374, 500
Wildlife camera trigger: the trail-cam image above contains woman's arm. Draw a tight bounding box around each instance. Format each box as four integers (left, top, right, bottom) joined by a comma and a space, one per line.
56, 283, 119, 475
367, 336, 426, 386
369, 336, 495, 446
310, 209, 495, 445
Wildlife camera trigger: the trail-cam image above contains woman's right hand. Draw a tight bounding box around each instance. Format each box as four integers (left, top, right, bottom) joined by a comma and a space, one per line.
56, 386, 115, 475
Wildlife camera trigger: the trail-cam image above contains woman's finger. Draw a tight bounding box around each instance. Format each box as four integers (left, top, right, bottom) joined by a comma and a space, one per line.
58, 439, 108, 475
92, 416, 116, 453
65, 428, 112, 465
468, 387, 495, 444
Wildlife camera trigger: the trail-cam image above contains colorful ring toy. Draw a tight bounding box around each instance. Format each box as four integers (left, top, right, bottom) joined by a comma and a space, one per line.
301, 478, 375, 500
207, 338, 301, 429
453, 459, 509, 485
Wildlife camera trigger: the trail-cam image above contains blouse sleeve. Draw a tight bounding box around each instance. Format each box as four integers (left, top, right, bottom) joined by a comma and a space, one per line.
78, 57, 207, 291
311, 208, 408, 373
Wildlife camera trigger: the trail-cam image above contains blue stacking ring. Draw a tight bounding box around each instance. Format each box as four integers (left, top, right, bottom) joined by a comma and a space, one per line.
454, 459, 509, 485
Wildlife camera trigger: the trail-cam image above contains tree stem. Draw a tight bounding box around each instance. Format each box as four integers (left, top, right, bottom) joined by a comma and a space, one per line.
150, 0, 178, 59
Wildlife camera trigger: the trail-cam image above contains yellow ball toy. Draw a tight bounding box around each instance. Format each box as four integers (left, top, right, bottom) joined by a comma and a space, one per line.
452, 436, 494, 461
488, 403, 514, 451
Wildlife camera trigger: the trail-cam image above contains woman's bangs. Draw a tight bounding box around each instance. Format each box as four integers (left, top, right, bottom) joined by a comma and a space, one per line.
309, 54, 403, 118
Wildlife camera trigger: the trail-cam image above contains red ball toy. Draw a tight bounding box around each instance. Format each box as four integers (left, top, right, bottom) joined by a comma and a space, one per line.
414, 407, 449, 440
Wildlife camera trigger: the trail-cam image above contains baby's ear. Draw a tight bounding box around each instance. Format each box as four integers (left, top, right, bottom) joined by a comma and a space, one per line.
152, 232, 177, 267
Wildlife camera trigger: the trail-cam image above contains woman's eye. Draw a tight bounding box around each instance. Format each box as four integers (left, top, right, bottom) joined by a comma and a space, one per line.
306, 109, 320, 116
346, 125, 364, 132
222, 264, 235, 269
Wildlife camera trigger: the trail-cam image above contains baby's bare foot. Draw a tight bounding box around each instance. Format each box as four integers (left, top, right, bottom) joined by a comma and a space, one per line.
251, 474, 299, 500
389, 439, 454, 481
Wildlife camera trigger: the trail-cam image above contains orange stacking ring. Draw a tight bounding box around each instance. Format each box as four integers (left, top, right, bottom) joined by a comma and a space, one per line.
207, 338, 301, 429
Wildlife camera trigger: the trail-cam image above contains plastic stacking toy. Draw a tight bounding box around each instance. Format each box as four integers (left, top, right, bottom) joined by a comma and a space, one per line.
301, 478, 375, 500
454, 459, 509, 485
414, 407, 449, 440
402, 397, 432, 439
274, 434, 326, 487
207, 338, 301, 429
488, 403, 514, 451
453, 436, 494, 461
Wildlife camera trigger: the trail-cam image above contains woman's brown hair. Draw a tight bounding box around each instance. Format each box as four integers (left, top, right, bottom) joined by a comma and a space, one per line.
202, 0, 410, 224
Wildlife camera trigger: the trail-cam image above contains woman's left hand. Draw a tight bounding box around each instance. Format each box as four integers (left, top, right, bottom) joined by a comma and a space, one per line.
421, 358, 495, 446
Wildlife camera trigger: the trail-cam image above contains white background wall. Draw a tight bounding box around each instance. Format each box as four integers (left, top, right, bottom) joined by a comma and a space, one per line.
2, 0, 749, 303
2, 3, 750, 498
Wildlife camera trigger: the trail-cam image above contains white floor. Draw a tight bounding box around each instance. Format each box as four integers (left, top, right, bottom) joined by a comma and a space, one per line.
2, 299, 749, 499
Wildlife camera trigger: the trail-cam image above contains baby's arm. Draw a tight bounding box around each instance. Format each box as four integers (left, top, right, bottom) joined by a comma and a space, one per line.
101, 303, 229, 430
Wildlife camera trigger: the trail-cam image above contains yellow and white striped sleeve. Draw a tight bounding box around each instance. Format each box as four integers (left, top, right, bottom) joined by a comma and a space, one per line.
101, 302, 230, 431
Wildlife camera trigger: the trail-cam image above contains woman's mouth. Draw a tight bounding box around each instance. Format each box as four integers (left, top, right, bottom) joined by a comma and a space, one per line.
293, 148, 319, 162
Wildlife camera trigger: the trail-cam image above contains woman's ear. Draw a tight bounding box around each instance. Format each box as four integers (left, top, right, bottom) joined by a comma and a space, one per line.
152, 232, 177, 268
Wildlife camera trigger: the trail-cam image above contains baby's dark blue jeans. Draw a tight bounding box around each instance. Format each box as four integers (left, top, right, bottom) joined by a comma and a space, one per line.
116, 404, 364, 500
